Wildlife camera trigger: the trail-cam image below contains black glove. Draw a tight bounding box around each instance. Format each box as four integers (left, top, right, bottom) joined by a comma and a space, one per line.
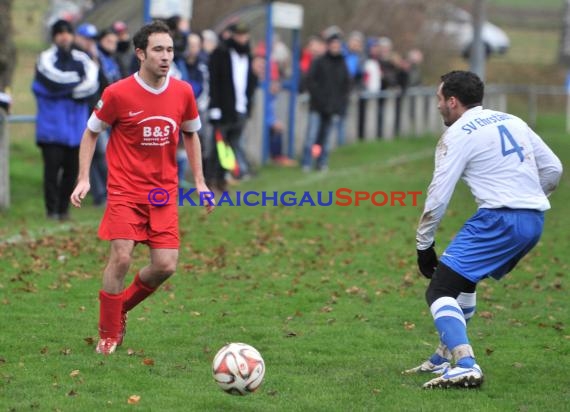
417, 242, 438, 279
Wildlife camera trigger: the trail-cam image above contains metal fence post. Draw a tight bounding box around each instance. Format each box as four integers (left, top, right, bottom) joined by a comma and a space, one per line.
528, 84, 537, 129
0, 108, 9, 210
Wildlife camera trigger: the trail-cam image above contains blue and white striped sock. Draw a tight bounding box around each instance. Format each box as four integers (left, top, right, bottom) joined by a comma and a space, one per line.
429, 342, 451, 365
430, 296, 475, 368
457, 292, 476, 323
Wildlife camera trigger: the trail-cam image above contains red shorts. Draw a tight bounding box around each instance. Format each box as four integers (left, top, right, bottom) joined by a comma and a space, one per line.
98, 202, 179, 249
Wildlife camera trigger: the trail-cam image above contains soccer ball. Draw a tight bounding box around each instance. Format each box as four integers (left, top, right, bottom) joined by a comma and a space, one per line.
212, 342, 265, 395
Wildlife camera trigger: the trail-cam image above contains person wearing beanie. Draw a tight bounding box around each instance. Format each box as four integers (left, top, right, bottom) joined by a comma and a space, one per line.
301, 31, 350, 172
50, 19, 74, 38
111, 20, 134, 78
32, 19, 99, 221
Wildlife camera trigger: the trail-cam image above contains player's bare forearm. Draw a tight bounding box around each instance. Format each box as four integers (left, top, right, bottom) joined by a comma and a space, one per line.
183, 131, 206, 186
77, 128, 99, 182
183, 131, 216, 214
70, 128, 99, 207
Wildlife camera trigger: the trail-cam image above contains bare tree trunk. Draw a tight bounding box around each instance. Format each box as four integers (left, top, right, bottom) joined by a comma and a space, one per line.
0, 0, 16, 91
0, 0, 14, 209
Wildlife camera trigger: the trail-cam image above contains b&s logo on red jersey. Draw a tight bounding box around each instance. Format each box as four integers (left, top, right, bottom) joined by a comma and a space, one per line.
138, 116, 178, 147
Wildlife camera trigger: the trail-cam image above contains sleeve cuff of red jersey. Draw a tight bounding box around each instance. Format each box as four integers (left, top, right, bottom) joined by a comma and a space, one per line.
87, 112, 108, 133
181, 116, 201, 133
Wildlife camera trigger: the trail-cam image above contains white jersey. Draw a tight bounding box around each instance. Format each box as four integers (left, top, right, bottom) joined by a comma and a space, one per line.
417, 106, 562, 250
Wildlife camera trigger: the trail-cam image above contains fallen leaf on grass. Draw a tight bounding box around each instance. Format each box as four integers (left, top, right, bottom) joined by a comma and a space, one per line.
345, 286, 362, 295
67, 390, 78, 397
404, 321, 415, 330
143, 358, 155, 366
479, 311, 494, 319
128, 395, 141, 404
70, 370, 80, 378
485, 348, 494, 356
553, 322, 564, 331
84, 337, 95, 346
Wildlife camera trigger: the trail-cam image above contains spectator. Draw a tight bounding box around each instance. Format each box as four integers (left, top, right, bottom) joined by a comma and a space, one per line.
299, 35, 325, 91
403, 48, 424, 88
165, 15, 189, 61
97, 29, 121, 84
336, 30, 365, 146
32, 19, 98, 220
271, 33, 292, 78
87, 28, 122, 208
75, 22, 99, 61
201, 29, 218, 58
253, 42, 297, 167
376, 36, 400, 138
178, 32, 210, 188
0, 90, 12, 114
207, 21, 258, 190
400, 48, 425, 127
301, 32, 350, 173
359, 37, 383, 139
111, 20, 134, 78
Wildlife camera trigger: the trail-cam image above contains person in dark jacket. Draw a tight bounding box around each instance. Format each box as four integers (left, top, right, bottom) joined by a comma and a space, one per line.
301, 32, 350, 172
207, 22, 257, 190
32, 19, 98, 220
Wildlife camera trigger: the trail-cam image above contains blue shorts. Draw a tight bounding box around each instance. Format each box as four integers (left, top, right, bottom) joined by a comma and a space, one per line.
440, 208, 544, 283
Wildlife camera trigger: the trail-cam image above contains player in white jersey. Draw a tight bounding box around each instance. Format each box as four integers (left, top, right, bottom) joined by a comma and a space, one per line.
405, 71, 562, 388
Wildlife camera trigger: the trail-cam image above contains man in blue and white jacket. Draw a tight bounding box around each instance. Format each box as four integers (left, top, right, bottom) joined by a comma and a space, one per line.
33, 19, 98, 220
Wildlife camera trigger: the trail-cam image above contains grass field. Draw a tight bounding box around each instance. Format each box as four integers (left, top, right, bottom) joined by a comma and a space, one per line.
1, 1, 569, 411
1, 115, 569, 410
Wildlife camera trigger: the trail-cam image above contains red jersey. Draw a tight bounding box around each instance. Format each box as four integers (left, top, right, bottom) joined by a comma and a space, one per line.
88, 73, 200, 204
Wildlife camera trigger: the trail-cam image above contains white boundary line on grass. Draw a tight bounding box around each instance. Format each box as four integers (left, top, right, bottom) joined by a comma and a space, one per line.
272, 148, 434, 190
1, 148, 434, 245
0, 220, 100, 246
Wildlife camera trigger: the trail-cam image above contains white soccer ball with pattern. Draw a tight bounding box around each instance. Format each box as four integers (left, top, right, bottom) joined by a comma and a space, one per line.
212, 342, 265, 395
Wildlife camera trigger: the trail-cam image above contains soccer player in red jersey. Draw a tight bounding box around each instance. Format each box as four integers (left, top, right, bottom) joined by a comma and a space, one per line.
70, 20, 215, 355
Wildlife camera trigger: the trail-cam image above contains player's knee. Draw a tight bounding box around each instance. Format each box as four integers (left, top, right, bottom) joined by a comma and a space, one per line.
152, 260, 177, 278
110, 251, 132, 273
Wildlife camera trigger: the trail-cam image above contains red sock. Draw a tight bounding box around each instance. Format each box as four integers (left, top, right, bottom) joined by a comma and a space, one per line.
99, 290, 123, 339
122, 272, 157, 313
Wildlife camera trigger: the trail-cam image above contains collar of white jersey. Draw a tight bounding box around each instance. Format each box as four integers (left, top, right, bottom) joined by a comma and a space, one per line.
462, 105, 484, 117
134, 72, 170, 94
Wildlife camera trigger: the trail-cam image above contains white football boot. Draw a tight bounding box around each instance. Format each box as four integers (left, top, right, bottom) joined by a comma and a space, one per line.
422, 364, 483, 389
403, 359, 451, 375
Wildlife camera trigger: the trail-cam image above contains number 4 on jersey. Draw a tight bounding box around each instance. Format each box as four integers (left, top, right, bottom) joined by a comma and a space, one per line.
498, 125, 524, 162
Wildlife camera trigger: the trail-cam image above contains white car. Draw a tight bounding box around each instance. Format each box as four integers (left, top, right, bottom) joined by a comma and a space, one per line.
428, 5, 510, 57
